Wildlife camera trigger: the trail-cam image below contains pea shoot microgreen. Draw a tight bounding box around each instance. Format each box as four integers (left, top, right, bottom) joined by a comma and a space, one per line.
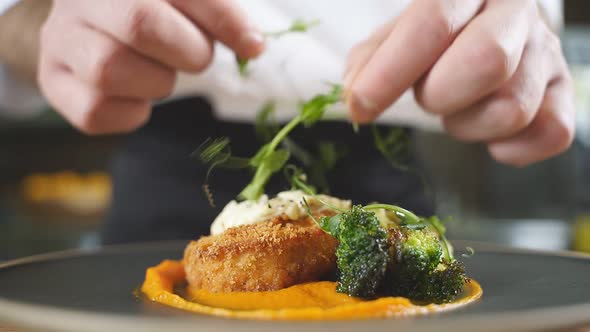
236, 18, 320, 76
193, 84, 343, 202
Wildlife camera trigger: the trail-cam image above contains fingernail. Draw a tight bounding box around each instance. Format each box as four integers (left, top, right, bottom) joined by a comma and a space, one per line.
349, 92, 378, 123
356, 94, 377, 113
242, 30, 265, 47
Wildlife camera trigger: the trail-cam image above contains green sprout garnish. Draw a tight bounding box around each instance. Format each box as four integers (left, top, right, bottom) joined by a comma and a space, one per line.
191, 137, 250, 180
284, 164, 317, 195
236, 18, 321, 76
264, 19, 321, 38
462, 246, 475, 258
371, 126, 411, 172
193, 84, 342, 201
236, 56, 250, 77
256, 101, 346, 194
372, 125, 433, 200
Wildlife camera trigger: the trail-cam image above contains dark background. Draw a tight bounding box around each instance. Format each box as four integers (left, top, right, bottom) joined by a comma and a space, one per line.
565, 0, 590, 23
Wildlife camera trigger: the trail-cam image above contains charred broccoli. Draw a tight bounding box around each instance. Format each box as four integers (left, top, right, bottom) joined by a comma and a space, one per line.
395, 227, 443, 275
318, 205, 391, 298
315, 203, 468, 304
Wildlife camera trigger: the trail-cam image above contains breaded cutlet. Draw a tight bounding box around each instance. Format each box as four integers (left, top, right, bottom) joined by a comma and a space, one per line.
183, 215, 338, 293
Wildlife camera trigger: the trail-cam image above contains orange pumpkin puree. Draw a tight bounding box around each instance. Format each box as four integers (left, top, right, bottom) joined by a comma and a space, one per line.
141, 260, 482, 320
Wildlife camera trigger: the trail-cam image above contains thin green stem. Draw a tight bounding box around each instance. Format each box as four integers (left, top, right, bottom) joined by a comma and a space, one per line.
363, 204, 421, 225
267, 115, 302, 154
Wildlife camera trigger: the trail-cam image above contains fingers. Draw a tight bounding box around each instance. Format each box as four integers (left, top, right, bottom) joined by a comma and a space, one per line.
169, 0, 265, 59
347, 0, 484, 123
415, 0, 537, 115
442, 41, 549, 142
38, 57, 152, 135
344, 0, 574, 166
442, 10, 574, 166
63, 0, 214, 72
343, 20, 397, 87
44, 23, 176, 99
487, 77, 575, 167
39, 0, 264, 136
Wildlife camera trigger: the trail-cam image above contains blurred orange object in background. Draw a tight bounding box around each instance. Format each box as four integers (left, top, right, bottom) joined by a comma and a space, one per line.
21, 171, 112, 216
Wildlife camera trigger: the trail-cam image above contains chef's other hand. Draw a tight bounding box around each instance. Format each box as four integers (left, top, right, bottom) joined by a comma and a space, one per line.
38, 0, 265, 134
345, 0, 574, 167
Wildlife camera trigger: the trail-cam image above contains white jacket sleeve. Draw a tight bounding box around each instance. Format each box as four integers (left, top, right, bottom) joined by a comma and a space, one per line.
0, 0, 17, 14
537, 0, 564, 31
173, 0, 565, 132
0, 0, 46, 119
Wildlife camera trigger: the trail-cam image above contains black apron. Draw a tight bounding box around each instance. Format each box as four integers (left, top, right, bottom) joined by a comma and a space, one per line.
102, 97, 433, 244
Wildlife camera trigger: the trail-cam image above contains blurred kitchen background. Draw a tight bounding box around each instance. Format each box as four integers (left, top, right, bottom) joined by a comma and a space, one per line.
1, 1, 590, 260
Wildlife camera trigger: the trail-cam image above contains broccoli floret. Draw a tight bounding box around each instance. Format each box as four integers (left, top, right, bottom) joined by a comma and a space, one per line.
313, 203, 468, 304
426, 260, 468, 303
385, 225, 467, 304
389, 258, 468, 304
318, 205, 391, 298
395, 227, 442, 275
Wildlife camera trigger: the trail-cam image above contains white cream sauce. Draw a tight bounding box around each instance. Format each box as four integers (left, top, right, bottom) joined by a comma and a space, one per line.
210, 190, 351, 235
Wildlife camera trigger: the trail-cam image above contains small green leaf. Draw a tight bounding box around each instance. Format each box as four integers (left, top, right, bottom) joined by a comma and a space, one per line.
371, 126, 411, 172
194, 86, 343, 202
301, 84, 342, 127
239, 149, 290, 200
266, 149, 291, 172
372, 125, 433, 199
265, 18, 321, 38
236, 56, 249, 77
249, 144, 271, 167
284, 164, 316, 195
319, 213, 342, 236
289, 18, 321, 33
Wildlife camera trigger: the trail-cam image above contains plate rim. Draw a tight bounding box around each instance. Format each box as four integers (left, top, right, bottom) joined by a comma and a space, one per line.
0, 292, 589, 332
0, 240, 589, 332
1, 239, 589, 272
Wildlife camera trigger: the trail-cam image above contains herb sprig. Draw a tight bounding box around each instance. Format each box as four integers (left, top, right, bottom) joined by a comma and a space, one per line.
371, 126, 412, 172
193, 84, 343, 202
264, 19, 321, 38
236, 18, 320, 76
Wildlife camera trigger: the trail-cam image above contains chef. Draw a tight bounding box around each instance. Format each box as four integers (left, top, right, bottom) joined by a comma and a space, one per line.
0, 0, 572, 243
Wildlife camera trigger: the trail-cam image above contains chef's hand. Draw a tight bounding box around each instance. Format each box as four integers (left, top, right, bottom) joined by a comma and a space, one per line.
345, 0, 574, 167
38, 0, 265, 134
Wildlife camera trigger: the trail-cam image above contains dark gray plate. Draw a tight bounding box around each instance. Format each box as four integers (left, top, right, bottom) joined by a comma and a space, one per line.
0, 241, 589, 332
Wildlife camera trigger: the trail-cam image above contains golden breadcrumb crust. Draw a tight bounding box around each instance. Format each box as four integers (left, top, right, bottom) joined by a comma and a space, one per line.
183, 215, 338, 292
